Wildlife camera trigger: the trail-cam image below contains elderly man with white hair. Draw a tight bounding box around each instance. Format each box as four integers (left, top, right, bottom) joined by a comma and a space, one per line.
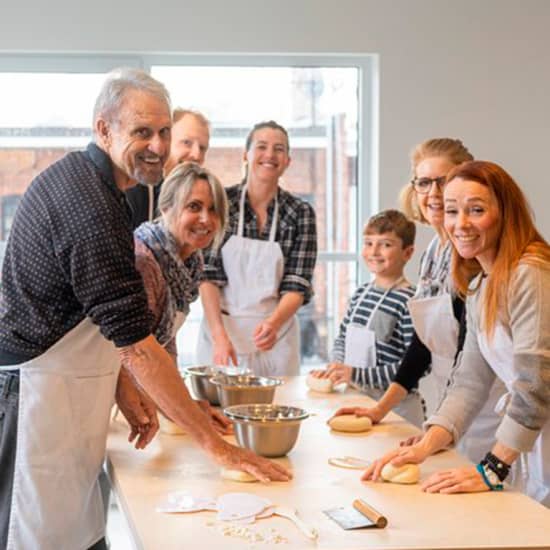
0, 68, 290, 550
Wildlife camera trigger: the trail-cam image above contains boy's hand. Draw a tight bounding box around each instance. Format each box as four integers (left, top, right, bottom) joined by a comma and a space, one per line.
323, 362, 352, 385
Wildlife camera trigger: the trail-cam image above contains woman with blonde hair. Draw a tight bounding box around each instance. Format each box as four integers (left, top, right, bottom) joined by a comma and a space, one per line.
332, 139, 506, 459
363, 160, 550, 506
132, 162, 291, 482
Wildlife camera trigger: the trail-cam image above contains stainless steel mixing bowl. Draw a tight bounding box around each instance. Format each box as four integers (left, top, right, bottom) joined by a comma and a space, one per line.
210, 374, 282, 408
224, 404, 309, 457
184, 366, 220, 405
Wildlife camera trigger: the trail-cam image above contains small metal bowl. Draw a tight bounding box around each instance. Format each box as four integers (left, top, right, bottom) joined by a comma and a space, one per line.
184, 366, 220, 405
224, 404, 309, 457
210, 374, 282, 409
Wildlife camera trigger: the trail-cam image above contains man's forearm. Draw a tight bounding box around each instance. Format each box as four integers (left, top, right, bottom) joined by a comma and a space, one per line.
118, 335, 224, 454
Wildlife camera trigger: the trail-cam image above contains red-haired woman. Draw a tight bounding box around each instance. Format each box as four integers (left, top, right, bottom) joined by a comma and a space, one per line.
362, 160, 550, 506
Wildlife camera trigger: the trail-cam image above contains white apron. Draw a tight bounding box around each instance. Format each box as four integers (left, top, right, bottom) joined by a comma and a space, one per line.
197, 185, 300, 376
409, 289, 506, 463
408, 291, 460, 416
344, 279, 424, 428
478, 323, 550, 506
0, 318, 120, 550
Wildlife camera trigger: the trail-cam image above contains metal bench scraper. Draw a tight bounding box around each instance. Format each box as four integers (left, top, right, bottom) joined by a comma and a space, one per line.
323, 498, 387, 530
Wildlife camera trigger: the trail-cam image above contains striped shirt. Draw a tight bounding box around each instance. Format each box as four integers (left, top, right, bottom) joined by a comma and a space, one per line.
202, 182, 317, 303
331, 282, 416, 391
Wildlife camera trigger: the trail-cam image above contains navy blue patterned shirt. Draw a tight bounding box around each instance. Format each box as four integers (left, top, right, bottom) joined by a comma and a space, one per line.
202, 182, 317, 304
0, 143, 153, 364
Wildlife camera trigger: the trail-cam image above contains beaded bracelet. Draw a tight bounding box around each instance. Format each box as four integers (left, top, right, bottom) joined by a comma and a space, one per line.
476, 463, 504, 491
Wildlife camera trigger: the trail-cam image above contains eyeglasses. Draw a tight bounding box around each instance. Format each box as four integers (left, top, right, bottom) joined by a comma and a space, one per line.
410, 176, 447, 194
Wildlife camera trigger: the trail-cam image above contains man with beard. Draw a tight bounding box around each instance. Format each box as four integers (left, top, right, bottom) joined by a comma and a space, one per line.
126, 108, 211, 227
0, 68, 289, 550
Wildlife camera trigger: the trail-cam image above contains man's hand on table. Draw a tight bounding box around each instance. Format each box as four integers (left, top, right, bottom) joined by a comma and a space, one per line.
213, 440, 292, 483
116, 367, 159, 449
195, 399, 233, 435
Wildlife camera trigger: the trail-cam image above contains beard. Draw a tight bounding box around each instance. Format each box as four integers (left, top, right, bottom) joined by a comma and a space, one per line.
132, 162, 164, 187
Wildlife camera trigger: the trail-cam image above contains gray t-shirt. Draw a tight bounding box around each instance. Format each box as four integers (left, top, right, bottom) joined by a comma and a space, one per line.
427, 262, 550, 452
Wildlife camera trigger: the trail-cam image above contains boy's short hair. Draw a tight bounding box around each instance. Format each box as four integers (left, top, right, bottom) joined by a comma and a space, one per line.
364, 209, 416, 248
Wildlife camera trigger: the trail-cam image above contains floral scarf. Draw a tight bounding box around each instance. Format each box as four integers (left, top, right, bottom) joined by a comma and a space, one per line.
134, 220, 203, 345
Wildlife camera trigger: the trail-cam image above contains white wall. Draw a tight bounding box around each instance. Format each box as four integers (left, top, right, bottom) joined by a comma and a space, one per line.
2, 0, 549, 269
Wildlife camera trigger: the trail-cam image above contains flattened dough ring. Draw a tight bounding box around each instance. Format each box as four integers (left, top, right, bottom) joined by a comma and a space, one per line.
328, 414, 372, 433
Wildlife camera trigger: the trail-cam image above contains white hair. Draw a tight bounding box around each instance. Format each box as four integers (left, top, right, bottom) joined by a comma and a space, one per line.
93, 67, 171, 132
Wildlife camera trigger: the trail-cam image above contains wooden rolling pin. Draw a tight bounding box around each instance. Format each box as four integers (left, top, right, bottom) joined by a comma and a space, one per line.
353, 499, 388, 528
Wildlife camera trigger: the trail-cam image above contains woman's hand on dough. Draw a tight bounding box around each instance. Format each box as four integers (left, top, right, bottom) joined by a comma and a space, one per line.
421, 466, 489, 494
253, 320, 278, 351
361, 444, 428, 481
324, 362, 352, 385
213, 440, 292, 483
331, 405, 384, 424
195, 399, 233, 435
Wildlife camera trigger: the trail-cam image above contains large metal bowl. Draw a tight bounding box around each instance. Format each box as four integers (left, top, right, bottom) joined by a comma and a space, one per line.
184, 366, 220, 405
210, 374, 282, 409
224, 404, 309, 457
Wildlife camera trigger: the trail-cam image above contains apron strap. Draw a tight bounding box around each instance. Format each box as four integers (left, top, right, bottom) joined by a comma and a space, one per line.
350, 276, 406, 330
268, 196, 279, 242
237, 184, 247, 237
0, 365, 22, 372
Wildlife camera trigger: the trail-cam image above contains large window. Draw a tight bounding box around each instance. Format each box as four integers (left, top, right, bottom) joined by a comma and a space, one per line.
0, 55, 377, 368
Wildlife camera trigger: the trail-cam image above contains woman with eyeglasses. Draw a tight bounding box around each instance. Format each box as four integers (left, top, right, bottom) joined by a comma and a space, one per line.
130, 162, 291, 482
332, 138, 506, 464
362, 161, 550, 506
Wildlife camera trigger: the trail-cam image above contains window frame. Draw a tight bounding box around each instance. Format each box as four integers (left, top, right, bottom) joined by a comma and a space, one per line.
0, 53, 379, 359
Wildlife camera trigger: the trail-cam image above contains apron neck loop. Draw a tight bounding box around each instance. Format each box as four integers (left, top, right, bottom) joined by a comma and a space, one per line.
351, 276, 406, 329
238, 184, 247, 237
238, 184, 279, 242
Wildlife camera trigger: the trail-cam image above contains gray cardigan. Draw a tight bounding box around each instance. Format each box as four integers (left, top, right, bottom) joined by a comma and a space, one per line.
427, 262, 550, 452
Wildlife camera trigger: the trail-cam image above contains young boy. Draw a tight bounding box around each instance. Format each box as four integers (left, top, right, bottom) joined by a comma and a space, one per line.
311, 209, 424, 426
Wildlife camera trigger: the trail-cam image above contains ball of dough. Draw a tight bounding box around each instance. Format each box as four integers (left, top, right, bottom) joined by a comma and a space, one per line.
306, 373, 333, 393
221, 468, 258, 483
381, 463, 420, 484
328, 414, 372, 433
158, 414, 186, 435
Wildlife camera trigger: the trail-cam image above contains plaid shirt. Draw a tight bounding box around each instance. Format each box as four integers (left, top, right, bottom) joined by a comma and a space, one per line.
202, 182, 317, 304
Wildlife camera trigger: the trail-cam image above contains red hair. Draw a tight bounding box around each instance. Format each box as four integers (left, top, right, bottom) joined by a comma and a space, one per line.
446, 160, 550, 337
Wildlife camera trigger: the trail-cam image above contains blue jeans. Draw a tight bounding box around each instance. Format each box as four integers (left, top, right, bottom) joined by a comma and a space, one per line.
0, 372, 19, 550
